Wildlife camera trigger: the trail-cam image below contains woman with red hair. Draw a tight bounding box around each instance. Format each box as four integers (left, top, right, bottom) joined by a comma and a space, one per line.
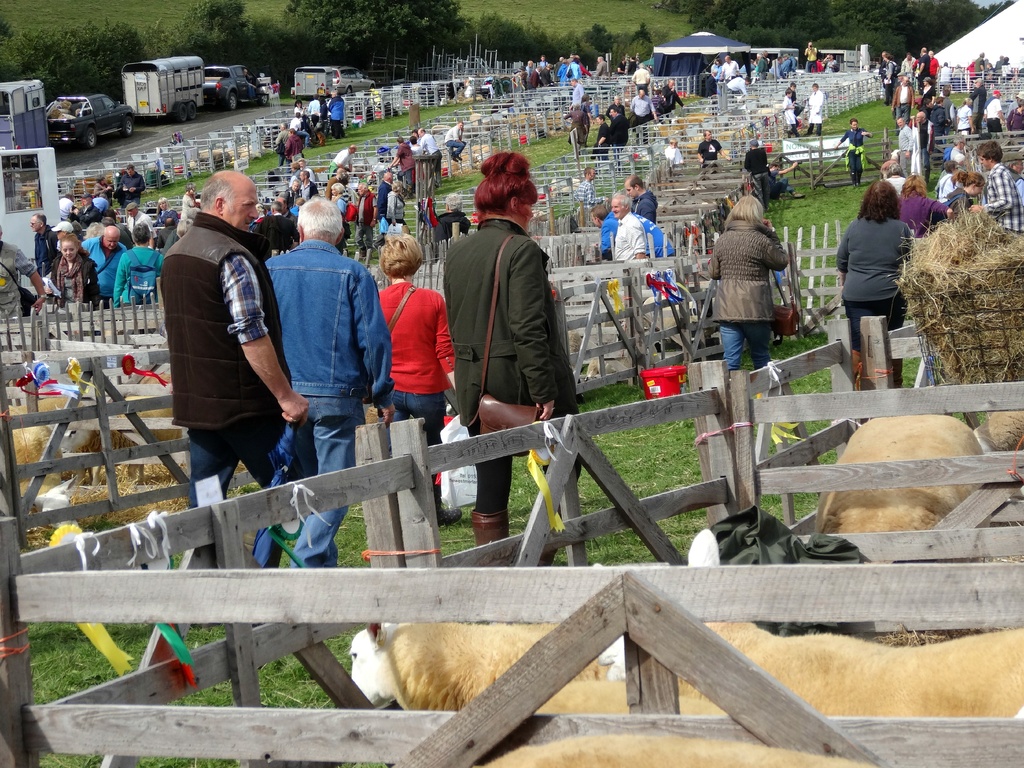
444, 152, 577, 546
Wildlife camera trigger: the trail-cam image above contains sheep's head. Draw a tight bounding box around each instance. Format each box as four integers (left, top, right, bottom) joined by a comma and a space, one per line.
349, 622, 398, 708
60, 426, 96, 455
688, 528, 721, 567
34, 477, 78, 514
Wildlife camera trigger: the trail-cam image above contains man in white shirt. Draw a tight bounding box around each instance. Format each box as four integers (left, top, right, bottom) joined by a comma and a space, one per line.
418, 128, 440, 155
444, 121, 465, 162
331, 145, 357, 176
721, 55, 740, 81
726, 75, 748, 98
806, 82, 826, 136
571, 77, 585, 105
897, 117, 914, 175
611, 192, 647, 261
632, 63, 651, 89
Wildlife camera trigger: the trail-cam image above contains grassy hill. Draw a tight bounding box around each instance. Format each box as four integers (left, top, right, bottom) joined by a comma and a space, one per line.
3, 0, 691, 39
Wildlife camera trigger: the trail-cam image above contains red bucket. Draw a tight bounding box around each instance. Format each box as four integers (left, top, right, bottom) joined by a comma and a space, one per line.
764, 142, 773, 153
640, 365, 688, 400
519, 134, 528, 146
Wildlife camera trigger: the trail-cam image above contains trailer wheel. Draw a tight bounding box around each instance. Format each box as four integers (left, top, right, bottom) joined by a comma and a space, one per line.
80, 126, 97, 149
174, 102, 188, 122
187, 101, 197, 120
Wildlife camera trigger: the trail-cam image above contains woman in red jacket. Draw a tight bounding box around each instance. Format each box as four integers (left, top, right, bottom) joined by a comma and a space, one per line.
379, 234, 461, 525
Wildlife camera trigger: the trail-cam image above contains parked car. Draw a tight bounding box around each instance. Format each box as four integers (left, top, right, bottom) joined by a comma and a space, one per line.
203, 65, 270, 110
336, 66, 375, 93
46, 94, 134, 149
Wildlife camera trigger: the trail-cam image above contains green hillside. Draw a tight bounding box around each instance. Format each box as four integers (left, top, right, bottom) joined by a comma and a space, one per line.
3, 0, 690, 40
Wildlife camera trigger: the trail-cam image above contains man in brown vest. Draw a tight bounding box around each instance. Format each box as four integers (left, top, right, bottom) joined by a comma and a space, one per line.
163, 171, 308, 507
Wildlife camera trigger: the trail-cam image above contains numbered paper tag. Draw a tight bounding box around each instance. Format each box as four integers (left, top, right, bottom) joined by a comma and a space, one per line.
195, 475, 225, 506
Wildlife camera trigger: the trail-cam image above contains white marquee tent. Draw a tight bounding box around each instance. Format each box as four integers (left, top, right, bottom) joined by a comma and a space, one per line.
935, 0, 1024, 67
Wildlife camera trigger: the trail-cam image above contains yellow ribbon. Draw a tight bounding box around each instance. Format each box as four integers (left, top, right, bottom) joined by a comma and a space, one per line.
606, 280, 623, 314
50, 525, 133, 675
771, 422, 801, 445
65, 358, 93, 395
527, 450, 565, 532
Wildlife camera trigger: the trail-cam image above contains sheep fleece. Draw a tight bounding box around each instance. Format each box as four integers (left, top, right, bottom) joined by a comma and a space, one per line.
373, 623, 605, 711
816, 414, 981, 533
694, 622, 1024, 717
480, 735, 865, 768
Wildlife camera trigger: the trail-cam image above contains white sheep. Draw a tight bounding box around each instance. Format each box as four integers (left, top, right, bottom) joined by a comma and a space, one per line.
815, 414, 983, 533
974, 411, 1024, 453
538, 680, 722, 716
480, 734, 866, 768
348, 622, 612, 711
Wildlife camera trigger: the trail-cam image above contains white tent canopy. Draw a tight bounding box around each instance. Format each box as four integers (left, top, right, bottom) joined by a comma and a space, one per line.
935, 0, 1024, 68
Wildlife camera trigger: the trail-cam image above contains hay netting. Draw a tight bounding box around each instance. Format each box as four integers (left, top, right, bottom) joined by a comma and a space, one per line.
898, 212, 1024, 384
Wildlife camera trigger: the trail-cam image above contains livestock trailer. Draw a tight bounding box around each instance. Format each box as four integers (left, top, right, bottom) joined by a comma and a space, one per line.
293, 66, 340, 97
122, 56, 205, 122
0, 146, 59, 259
0, 80, 48, 150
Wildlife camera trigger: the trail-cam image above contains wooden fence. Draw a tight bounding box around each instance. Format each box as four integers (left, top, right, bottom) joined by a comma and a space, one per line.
5, 341, 1024, 763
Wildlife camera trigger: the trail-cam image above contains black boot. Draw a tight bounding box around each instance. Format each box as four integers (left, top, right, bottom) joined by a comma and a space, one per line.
434, 480, 462, 526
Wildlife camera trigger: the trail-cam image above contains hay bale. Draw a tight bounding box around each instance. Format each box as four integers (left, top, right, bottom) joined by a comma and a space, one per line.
899, 212, 1024, 384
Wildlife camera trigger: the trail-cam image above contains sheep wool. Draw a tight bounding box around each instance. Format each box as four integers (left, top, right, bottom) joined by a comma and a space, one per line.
538, 680, 722, 715
975, 411, 1024, 453
689, 622, 1024, 718
480, 735, 866, 768
350, 622, 608, 711
816, 414, 982, 533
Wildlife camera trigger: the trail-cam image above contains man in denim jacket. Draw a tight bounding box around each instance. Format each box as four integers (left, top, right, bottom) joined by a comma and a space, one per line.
268, 197, 395, 567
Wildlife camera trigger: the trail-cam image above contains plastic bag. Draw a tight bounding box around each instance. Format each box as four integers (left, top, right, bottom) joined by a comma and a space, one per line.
439, 416, 477, 509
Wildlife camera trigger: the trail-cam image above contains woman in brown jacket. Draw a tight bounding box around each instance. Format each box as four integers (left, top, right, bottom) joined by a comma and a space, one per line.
444, 152, 577, 545
709, 196, 790, 370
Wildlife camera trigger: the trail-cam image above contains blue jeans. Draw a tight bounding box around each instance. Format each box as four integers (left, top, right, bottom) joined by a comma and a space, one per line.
291, 395, 365, 568
187, 416, 289, 507
392, 390, 446, 448
720, 321, 773, 371
445, 139, 465, 159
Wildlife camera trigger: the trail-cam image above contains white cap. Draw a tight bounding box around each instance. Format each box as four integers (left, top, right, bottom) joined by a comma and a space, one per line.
52, 221, 74, 233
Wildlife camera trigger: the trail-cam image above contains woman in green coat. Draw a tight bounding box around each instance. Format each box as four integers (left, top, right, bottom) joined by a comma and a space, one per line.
444, 152, 577, 546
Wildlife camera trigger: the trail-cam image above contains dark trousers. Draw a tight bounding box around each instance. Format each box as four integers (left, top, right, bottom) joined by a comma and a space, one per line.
330, 119, 344, 139
187, 415, 292, 507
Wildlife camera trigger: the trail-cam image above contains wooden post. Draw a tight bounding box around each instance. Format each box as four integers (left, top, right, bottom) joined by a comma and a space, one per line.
688, 361, 738, 525
728, 369, 757, 511
356, 423, 406, 569
0, 517, 38, 768
389, 418, 442, 568
828, 318, 855, 395
860, 315, 893, 391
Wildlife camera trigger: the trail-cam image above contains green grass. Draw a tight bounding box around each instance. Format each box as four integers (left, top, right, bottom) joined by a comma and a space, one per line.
4, 0, 687, 38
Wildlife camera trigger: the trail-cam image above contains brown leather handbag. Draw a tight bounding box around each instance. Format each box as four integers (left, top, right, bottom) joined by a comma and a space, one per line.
771, 271, 799, 339
477, 234, 541, 434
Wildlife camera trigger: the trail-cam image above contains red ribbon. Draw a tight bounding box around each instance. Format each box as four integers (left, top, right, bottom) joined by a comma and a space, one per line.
122, 355, 168, 386
15, 374, 61, 397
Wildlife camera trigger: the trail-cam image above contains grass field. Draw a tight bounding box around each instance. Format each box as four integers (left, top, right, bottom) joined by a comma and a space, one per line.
26, 93, 899, 767
3, 0, 689, 38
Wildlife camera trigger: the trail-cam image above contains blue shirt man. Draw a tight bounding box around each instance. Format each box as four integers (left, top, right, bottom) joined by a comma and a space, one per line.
376, 172, 393, 224
30, 214, 59, 275
83, 226, 128, 301
268, 197, 395, 567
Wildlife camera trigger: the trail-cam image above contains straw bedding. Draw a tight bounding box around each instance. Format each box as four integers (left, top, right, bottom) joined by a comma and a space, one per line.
898, 212, 1024, 384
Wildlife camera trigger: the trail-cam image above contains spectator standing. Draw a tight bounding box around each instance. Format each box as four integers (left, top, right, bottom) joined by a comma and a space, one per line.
626, 174, 658, 222
664, 138, 683, 166
986, 90, 1004, 133
697, 130, 724, 167
327, 91, 346, 139
119, 164, 146, 209
83, 225, 127, 306
0, 224, 46, 316
354, 182, 377, 262
892, 76, 914, 124
255, 200, 298, 255
30, 213, 59, 276
899, 175, 952, 237
49, 233, 99, 308
113, 223, 163, 307
267, 197, 393, 567
434, 193, 471, 243
444, 153, 577, 545
574, 167, 597, 213
658, 79, 686, 115
970, 78, 987, 134
743, 140, 771, 208
162, 171, 309, 507
971, 140, 1024, 232
837, 182, 913, 387
594, 56, 610, 78
379, 234, 460, 526
709, 196, 789, 371
804, 42, 818, 73
611, 191, 647, 261
956, 98, 973, 135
